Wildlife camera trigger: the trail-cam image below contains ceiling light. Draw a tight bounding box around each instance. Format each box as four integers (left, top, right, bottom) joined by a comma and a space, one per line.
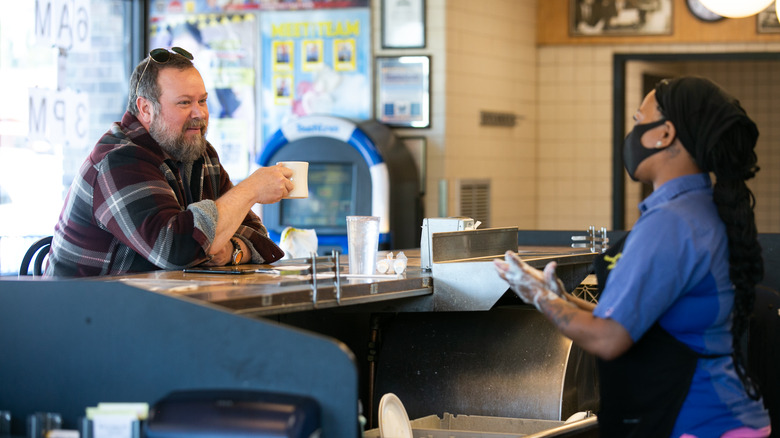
699, 0, 774, 18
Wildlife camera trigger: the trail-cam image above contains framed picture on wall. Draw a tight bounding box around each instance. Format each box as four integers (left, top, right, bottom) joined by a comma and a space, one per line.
375, 56, 430, 128
570, 0, 673, 36
757, 5, 780, 34
400, 136, 427, 194
382, 0, 426, 48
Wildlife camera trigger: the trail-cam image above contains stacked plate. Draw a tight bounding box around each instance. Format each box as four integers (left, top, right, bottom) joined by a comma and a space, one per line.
377, 393, 412, 438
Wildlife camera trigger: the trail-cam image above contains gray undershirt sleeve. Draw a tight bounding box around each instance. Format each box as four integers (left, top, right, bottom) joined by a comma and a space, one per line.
188, 199, 218, 244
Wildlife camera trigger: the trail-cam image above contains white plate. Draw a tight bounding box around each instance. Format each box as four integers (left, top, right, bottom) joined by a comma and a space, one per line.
378, 393, 413, 438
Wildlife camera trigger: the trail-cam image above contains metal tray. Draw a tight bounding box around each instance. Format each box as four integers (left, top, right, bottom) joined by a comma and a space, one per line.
364, 413, 598, 438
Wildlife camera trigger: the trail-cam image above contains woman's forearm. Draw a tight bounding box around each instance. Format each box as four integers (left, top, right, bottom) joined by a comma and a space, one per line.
539, 298, 632, 361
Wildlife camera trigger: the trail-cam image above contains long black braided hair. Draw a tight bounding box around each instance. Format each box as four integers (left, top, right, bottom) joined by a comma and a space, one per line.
655, 76, 763, 400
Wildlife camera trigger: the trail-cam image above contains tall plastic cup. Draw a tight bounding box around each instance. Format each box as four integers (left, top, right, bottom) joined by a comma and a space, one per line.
0, 410, 10, 438
26, 412, 61, 438
346, 216, 380, 275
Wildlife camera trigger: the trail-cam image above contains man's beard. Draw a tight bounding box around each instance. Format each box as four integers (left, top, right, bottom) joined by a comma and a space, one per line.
149, 115, 208, 163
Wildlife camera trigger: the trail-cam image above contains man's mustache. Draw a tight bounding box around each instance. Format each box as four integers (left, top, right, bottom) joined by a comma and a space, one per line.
184, 119, 207, 131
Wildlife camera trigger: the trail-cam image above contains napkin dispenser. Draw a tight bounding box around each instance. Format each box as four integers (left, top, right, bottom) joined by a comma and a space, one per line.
145, 389, 320, 438
420, 217, 476, 271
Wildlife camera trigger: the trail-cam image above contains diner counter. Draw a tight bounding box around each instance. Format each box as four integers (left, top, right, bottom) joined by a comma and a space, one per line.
105, 246, 598, 317
5, 233, 777, 437
1, 241, 602, 437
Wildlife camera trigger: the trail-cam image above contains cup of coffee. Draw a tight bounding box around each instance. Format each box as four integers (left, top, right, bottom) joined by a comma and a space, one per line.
277, 161, 309, 199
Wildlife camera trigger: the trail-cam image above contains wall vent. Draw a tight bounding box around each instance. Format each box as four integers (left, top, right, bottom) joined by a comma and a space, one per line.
456, 179, 491, 228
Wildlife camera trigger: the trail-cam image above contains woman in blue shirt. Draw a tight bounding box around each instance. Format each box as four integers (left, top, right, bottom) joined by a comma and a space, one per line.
495, 76, 771, 438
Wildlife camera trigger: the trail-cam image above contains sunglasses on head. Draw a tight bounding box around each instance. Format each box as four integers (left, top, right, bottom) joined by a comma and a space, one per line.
135, 47, 194, 98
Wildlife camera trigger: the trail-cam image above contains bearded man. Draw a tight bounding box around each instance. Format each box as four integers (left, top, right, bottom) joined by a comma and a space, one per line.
46, 47, 292, 277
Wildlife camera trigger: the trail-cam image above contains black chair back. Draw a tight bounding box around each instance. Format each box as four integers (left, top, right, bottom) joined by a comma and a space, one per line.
19, 236, 53, 276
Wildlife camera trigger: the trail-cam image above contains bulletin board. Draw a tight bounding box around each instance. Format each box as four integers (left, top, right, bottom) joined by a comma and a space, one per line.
260, 8, 373, 144
148, 0, 372, 177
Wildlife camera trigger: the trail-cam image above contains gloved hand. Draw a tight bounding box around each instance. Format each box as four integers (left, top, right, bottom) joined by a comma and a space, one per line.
494, 251, 567, 311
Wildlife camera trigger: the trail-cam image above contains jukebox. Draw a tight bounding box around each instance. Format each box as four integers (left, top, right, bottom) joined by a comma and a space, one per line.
258, 115, 422, 254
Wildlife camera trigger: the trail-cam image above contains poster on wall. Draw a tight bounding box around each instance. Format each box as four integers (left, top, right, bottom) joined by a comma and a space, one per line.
375, 56, 430, 128
149, 13, 258, 180
151, 0, 369, 14
570, 0, 673, 36
260, 8, 372, 144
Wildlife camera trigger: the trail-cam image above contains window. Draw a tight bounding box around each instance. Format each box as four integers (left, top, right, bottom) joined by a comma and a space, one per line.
0, 0, 138, 274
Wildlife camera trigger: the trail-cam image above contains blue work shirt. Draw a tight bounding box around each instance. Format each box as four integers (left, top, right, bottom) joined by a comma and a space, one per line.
593, 173, 769, 437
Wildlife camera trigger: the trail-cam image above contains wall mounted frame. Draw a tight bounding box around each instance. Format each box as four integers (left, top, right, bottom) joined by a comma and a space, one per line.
401, 136, 427, 194
381, 0, 426, 48
375, 55, 430, 128
570, 0, 673, 36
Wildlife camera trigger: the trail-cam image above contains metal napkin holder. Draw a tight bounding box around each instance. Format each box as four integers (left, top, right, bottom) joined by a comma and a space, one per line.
308, 250, 342, 307
420, 217, 478, 271
427, 226, 519, 268
571, 226, 609, 253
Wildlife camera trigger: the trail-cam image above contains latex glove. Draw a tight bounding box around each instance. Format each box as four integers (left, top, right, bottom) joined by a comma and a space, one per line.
494, 251, 566, 310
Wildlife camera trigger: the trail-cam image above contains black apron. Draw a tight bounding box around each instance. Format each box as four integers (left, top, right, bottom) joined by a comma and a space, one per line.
594, 234, 711, 438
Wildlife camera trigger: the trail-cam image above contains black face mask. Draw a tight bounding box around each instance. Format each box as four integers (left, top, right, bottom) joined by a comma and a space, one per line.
622, 118, 669, 181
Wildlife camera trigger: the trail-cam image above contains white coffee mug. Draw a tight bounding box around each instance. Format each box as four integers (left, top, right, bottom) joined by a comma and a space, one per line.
277, 161, 309, 199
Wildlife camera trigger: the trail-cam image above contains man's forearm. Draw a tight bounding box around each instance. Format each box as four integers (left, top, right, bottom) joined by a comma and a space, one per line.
212, 184, 256, 254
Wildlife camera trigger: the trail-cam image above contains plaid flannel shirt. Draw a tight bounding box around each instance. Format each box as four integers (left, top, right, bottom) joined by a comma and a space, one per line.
45, 112, 283, 277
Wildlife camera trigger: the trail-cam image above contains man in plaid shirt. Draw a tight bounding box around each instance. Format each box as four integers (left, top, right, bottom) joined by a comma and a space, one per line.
45, 48, 292, 277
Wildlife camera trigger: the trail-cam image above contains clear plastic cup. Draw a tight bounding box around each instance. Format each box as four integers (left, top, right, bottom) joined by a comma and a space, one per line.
27, 412, 61, 438
0, 410, 10, 438
346, 216, 380, 275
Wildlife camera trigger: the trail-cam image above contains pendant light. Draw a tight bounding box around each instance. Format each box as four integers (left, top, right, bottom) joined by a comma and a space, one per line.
698, 0, 773, 18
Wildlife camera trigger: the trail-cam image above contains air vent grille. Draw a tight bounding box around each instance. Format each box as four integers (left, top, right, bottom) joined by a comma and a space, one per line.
457, 179, 490, 228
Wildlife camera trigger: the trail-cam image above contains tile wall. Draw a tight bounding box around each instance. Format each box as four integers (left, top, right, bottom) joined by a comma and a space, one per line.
442, 0, 538, 229
537, 42, 780, 233
374, 1, 780, 233
537, 45, 614, 230
686, 60, 780, 233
